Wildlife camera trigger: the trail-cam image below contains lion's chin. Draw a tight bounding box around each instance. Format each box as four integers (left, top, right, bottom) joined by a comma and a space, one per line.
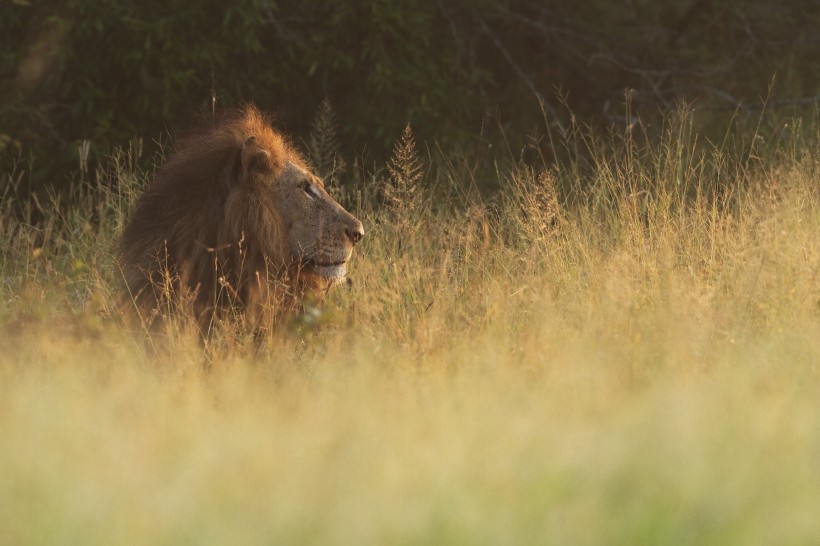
309, 262, 347, 280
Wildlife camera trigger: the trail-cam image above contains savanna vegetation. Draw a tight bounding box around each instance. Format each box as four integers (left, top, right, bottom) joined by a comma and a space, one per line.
2, 1, 820, 544
3, 103, 820, 543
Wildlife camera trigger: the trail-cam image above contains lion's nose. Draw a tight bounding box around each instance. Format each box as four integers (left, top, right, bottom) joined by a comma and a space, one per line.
345, 220, 364, 244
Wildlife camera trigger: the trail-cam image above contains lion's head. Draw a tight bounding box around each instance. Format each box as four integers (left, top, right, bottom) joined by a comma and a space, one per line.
120, 106, 363, 332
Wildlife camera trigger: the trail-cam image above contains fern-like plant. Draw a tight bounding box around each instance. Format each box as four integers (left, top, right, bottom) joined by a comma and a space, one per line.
306, 98, 345, 188
383, 123, 424, 220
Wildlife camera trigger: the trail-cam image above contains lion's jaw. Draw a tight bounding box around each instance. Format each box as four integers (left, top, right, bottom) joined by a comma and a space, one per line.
309, 262, 347, 280
298, 248, 352, 280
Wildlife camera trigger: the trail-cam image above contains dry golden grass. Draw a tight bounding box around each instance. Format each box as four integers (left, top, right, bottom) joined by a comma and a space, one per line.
2, 112, 819, 544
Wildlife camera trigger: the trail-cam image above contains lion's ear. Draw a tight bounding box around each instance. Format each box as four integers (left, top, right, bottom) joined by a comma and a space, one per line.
239, 136, 272, 179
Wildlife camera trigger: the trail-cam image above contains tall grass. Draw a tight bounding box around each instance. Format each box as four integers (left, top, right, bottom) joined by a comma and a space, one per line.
2, 108, 820, 544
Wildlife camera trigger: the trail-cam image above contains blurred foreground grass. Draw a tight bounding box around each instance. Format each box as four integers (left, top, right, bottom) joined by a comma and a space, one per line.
1, 111, 819, 544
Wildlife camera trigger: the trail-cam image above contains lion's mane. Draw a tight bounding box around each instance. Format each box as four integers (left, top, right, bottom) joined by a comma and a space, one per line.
120, 106, 312, 332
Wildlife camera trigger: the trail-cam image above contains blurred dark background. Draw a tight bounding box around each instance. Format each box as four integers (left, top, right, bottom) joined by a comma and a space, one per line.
2, 0, 820, 191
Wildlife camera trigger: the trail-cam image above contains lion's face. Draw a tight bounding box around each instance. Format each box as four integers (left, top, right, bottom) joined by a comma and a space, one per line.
269, 161, 364, 281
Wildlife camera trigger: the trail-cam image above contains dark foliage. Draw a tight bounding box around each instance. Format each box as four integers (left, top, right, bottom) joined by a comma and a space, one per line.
2, 0, 820, 191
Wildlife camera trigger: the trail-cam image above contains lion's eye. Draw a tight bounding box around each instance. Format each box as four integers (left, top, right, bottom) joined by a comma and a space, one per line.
302, 182, 319, 201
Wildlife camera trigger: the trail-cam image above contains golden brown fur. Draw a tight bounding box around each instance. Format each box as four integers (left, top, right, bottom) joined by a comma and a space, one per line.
120, 105, 363, 334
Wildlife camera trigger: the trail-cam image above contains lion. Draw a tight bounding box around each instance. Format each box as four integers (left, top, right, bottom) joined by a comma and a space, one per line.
119, 105, 364, 335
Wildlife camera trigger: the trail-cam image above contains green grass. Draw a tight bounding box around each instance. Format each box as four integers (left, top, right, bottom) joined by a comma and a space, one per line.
2, 112, 820, 545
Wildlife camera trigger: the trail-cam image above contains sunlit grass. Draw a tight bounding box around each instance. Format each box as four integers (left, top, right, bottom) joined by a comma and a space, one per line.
2, 111, 820, 544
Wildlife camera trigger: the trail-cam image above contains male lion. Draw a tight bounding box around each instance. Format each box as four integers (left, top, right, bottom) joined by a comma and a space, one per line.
120, 105, 364, 334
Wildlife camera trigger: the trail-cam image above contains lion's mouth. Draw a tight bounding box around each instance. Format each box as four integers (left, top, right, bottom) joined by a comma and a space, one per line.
304, 258, 346, 268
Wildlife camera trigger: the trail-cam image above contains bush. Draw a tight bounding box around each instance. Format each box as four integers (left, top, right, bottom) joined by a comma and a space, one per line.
2, 0, 820, 191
